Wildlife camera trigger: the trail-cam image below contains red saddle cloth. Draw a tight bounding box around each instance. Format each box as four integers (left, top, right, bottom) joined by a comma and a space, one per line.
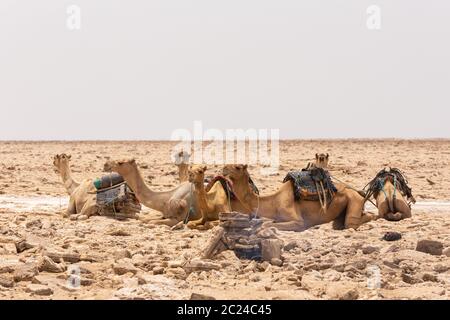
205, 176, 237, 199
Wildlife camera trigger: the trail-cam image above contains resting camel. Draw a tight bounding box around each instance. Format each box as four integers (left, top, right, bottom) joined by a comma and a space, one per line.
306, 153, 329, 170
185, 165, 231, 229
315, 153, 329, 168
223, 164, 375, 232
364, 168, 415, 221
104, 159, 199, 226
174, 150, 190, 183
53, 154, 99, 219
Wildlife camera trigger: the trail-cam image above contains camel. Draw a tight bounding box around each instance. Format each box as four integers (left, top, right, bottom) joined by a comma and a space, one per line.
223, 164, 375, 232
104, 159, 200, 226
174, 150, 190, 183
364, 168, 415, 221
53, 154, 102, 219
306, 153, 329, 170
315, 153, 329, 168
185, 165, 231, 229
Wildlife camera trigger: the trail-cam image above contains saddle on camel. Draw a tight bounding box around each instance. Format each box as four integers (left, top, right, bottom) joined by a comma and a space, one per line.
53, 154, 140, 219
283, 167, 337, 212
222, 162, 374, 232
92, 172, 141, 216
364, 167, 415, 221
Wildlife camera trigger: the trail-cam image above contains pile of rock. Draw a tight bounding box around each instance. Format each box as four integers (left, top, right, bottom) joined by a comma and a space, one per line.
201, 212, 283, 265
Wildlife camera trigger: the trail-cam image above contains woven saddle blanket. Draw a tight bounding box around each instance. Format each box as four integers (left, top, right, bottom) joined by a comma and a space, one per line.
283, 168, 337, 202
93, 173, 140, 213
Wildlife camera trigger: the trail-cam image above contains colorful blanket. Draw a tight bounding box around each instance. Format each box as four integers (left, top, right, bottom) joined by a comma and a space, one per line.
283, 168, 337, 202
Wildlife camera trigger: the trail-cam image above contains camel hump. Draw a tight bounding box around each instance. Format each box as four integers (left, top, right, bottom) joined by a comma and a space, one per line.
205, 175, 236, 199
93, 172, 125, 190
283, 168, 336, 202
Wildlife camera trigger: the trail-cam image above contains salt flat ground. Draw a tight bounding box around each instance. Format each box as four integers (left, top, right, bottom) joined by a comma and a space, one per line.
0, 140, 449, 299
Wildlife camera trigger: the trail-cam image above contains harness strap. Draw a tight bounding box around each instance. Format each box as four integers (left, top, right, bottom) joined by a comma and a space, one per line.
224, 182, 232, 211
330, 174, 378, 208
393, 175, 397, 199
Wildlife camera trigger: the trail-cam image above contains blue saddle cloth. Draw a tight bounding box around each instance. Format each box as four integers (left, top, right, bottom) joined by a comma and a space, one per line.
283, 168, 337, 201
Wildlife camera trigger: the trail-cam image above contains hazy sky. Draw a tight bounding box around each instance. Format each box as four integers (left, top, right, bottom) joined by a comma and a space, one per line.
0, 0, 449, 140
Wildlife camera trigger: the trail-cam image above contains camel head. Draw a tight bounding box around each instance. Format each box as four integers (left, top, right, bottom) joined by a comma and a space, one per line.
315, 153, 329, 169
53, 153, 71, 173
222, 164, 249, 182
173, 150, 191, 166
104, 159, 137, 176
188, 165, 207, 184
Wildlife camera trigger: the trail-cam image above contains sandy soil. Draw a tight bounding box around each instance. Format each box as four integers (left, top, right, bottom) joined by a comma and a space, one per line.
0, 140, 449, 299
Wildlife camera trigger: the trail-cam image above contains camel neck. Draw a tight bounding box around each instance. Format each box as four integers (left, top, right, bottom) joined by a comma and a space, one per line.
178, 164, 189, 183
232, 175, 278, 219
120, 166, 170, 213
193, 179, 213, 213
232, 176, 260, 211
59, 164, 79, 195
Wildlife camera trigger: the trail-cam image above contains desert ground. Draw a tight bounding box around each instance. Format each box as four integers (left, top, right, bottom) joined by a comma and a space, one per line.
0, 140, 449, 300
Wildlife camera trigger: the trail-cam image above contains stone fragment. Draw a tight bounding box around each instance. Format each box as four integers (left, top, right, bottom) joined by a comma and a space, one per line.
416, 240, 443, 256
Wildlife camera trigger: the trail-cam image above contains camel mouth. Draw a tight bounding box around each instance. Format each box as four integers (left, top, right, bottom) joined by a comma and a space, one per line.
188, 172, 201, 183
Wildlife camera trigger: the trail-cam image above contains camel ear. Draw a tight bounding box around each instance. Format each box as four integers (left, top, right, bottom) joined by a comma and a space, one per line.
315, 153, 319, 160
243, 164, 248, 170
67, 154, 72, 159
326, 153, 329, 159
130, 159, 136, 164
202, 165, 207, 172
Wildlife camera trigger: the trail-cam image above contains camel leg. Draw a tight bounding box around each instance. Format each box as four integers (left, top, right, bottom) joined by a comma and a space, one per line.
151, 218, 180, 227
385, 212, 403, 221
187, 216, 207, 229
360, 212, 377, 224
79, 201, 98, 219
204, 220, 220, 229
64, 198, 76, 218
265, 220, 306, 232
332, 211, 346, 230
264, 208, 306, 232
344, 197, 365, 229
395, 198, 412, 219
378, 198, 411, 221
